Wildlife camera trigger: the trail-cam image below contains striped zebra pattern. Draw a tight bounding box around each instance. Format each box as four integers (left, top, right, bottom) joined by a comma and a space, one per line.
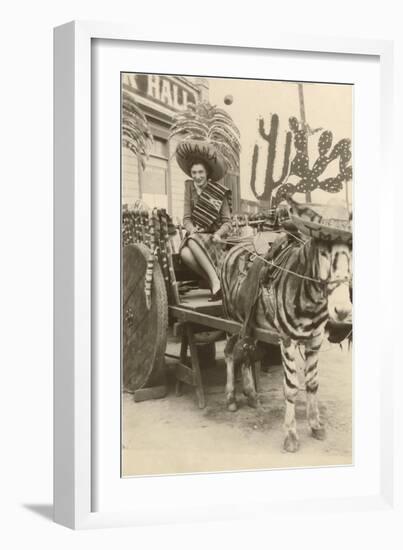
220, 203, 352, 452
222, 239, 330, 339
191, 181, 230, 230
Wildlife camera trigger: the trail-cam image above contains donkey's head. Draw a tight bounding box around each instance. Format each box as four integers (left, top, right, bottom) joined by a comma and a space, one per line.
287, 197, 352, 324
315, 240, 352, 323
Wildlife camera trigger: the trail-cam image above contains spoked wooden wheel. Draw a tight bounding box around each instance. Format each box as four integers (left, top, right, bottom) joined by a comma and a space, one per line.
123, 243, 168, 392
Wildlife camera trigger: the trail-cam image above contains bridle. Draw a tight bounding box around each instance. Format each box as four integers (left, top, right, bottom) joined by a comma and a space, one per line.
250, 251, 351, 297
317, 276, 351, 299
245, 237, 352, 299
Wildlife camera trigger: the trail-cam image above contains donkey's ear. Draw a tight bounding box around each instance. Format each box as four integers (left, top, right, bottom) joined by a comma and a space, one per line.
286, 196, 322, 223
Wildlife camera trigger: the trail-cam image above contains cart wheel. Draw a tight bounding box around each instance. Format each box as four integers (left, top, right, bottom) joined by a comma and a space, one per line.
123, 243, 168, 392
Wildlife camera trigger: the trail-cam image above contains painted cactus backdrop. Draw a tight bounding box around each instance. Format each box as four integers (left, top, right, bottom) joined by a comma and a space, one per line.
249, 114, 292, 206
250, 114, 353, 207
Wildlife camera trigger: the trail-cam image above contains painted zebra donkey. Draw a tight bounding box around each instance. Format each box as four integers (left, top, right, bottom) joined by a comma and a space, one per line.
220, 198, 352, 452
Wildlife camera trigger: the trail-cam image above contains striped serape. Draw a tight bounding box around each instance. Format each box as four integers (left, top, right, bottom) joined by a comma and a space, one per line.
191, 181, 229, 231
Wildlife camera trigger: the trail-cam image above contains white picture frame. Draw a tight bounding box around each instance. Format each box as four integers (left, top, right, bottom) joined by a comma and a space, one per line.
54, 20, 397, 530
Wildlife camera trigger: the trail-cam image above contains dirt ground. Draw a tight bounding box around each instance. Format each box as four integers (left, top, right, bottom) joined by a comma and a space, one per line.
122, 339, 352, 476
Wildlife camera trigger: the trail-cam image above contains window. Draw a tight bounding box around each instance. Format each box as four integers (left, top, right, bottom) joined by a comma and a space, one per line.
150, 137, 168, 159
141, 156, 169, 210
142, 164, 167, 195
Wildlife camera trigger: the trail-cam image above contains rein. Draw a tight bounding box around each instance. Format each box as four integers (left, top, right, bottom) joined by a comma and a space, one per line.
231, 240, 351, 294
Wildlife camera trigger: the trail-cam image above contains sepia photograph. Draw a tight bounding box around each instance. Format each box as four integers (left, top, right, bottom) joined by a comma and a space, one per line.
121, 73, 353, 476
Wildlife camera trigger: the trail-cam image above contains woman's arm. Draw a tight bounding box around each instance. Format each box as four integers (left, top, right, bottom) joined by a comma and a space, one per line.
183, 180, 196, 234
214, 194, 232, 238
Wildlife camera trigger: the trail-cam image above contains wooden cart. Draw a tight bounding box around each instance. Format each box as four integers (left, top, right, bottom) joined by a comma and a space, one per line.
122, 203, 281, 407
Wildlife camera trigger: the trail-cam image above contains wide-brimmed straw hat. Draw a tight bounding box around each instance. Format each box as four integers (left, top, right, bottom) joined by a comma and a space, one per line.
288, 198, 352, 244
175, 139, 227, 182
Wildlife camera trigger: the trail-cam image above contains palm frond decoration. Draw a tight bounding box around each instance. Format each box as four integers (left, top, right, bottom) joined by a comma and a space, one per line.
169, 101, 241, 171
122, 91, 154, 169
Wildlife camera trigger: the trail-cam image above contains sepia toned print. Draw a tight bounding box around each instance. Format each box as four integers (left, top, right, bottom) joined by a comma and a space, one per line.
121, 74, 352, 476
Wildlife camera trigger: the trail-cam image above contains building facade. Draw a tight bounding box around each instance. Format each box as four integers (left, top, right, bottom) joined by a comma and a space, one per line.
122, 73, 240, 223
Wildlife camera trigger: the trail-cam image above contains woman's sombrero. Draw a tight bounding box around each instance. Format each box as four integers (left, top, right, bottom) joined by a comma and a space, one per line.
175, 139, 227, 182
287, 198, 352, 244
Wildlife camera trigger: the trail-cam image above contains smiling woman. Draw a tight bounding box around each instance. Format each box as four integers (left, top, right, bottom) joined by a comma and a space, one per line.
175, 140, 233, 300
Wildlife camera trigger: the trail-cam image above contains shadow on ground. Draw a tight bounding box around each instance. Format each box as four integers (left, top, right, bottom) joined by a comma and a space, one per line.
23, 504, 53, 522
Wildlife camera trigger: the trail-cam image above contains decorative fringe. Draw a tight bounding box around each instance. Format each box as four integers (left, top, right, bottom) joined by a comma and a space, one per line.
160, 209, 180, 304
144, 209, 157, 309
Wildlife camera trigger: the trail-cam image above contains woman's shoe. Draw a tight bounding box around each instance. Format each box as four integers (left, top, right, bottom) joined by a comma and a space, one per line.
208, 288, 222, 302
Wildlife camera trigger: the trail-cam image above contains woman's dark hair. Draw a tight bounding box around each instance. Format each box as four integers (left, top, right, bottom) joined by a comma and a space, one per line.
190, 159, 211, 179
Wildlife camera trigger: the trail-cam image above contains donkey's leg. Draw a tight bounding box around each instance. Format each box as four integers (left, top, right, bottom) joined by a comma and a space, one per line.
281, 339, 300, 452
242, 360, 259, 408
225, 355, 237, 411
305, 332, 326, 440
224, 334, 238, 411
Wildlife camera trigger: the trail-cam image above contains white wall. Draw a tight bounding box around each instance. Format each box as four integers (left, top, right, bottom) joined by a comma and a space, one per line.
1, 1, 402, 548
122, 146, 140, 205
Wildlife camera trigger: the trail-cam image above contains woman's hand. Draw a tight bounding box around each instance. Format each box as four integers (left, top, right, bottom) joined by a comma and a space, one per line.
212, 233, 223, 244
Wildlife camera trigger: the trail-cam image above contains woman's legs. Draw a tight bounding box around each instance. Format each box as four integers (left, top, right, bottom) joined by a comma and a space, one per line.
181, 241, 221, 294
180, 246, 205, 278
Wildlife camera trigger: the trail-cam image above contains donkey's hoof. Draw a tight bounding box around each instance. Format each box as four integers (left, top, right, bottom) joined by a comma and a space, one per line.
311, 426, 326, 440
227, 401, 237, 412
247, 394, 259, 409
283, 433, 300, 453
